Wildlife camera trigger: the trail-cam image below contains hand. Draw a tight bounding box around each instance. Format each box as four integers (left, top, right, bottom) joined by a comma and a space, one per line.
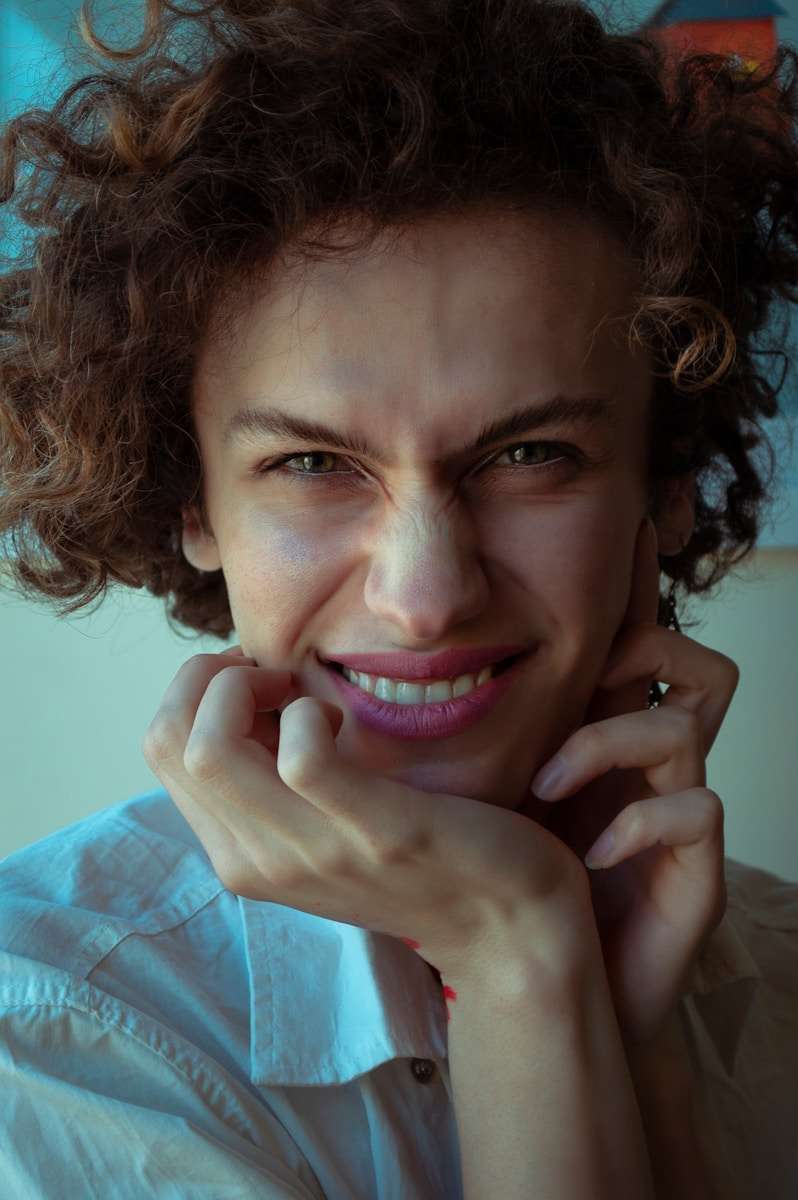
527, 517, 739, 1048
142, 648, 595, 991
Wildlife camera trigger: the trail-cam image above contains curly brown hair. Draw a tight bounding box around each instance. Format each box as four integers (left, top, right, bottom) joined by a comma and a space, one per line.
1, 0, 797, 643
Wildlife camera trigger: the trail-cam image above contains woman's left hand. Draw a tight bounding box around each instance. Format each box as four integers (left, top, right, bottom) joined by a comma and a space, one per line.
528, 517, 740, 1049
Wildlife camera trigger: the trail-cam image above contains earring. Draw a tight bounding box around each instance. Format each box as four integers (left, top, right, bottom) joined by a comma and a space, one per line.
648, 532, 686, 708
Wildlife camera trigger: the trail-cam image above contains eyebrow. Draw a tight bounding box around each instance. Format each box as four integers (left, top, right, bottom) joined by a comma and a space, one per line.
222, 393, 618, 465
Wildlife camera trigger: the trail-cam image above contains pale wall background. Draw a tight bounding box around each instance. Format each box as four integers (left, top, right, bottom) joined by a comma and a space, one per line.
2, 0, 798, 881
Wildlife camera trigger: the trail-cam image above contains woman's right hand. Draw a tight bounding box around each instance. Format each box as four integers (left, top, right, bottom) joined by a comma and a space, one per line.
142, 646, 596, 989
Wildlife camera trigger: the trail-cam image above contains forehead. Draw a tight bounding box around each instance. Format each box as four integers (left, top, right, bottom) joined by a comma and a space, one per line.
194, 208, 650, 435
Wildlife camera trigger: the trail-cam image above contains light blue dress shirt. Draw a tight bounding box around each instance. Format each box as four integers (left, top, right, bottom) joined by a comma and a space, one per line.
0, 788, 460, 1198
1, 786, 796, 1197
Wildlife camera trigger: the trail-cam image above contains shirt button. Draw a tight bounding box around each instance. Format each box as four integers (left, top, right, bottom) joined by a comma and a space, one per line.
410, 1058, 436, 1084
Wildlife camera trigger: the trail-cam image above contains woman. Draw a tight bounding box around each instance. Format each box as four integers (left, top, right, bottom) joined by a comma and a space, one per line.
1, 0, 796, 1196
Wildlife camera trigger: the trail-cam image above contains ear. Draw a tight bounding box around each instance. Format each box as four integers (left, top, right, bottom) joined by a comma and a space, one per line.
180, 505, 222, 573
651, 470, 695, 556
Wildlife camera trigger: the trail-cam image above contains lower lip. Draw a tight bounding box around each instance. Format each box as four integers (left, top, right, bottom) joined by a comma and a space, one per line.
320, 653, 530, 741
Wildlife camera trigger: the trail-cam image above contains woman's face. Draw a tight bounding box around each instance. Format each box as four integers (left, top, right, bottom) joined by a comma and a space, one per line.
183, 208, 668, 816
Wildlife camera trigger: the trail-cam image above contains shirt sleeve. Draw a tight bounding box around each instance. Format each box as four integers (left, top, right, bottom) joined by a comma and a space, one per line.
0, 1000, 324, 1200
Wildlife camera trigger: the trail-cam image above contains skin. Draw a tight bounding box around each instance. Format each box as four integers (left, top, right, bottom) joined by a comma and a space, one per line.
181, 206, 695, 841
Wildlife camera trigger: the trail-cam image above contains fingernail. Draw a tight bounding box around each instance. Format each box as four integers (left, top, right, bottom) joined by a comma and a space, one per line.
531, 755, 567, 800
585, 828, 616, 868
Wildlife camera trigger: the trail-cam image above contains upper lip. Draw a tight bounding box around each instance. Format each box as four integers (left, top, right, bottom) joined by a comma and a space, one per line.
319, 645, 528, 681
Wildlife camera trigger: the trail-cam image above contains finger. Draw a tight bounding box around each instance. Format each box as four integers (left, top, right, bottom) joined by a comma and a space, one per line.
533, 705, 706, 801
181, 677, 436, 908
149, 656, 293, 802
596, 625, 740, 756
145, 654, 258, 766
584, 786, 725, 872
144, 655, 269, 869
586, 517, 662, 726
623, 516, 663, 631
276, 696, 418, 844
274, 698, 556, 896
184, 663, 295, 781
177, 667, 332, 889
585, 787, 727, 1037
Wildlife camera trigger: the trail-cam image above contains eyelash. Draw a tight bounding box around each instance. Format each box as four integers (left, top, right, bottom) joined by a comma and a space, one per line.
255, 441, 583, 483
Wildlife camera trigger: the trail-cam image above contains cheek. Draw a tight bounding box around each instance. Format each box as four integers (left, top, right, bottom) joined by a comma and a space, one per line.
563, 524, 621, 590
515, 512, 627, 594
226, 521, 326, 628
520, 512, 638, 650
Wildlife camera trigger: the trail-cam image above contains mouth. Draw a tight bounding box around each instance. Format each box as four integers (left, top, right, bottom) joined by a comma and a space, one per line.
325, 652, 524, 681
320, 648, 532, 740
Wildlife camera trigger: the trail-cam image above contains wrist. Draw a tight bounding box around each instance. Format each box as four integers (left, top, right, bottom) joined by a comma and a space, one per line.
625, 1004, 695, 1103
443, 887, 601, 1002
625, 1016, 718, 1200
445, 923, 657, 1200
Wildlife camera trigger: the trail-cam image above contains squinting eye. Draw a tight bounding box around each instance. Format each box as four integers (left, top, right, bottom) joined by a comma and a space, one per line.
257, 450, 349, 478
492, 442, 580, 471
255, 441, 583, 481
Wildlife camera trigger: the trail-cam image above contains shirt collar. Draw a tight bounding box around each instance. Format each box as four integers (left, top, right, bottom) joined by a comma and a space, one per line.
241, 892, 764, 1088
240, 898, 448, 1087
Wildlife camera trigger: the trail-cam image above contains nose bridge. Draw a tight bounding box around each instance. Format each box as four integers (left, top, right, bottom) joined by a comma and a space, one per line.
362, 492, 489, 639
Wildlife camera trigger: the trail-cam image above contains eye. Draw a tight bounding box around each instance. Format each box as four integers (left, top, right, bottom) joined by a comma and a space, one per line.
491, 442, 581, 472
254, 441, 584, 482
257, 450, 352, 479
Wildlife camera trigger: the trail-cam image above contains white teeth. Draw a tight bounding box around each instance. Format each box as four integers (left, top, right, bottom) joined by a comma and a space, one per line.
341, 665, 494, 704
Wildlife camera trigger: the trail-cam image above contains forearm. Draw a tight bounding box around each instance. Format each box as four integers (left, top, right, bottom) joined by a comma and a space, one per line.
446, 919, 656, 1200
626, 1009, 720, 1200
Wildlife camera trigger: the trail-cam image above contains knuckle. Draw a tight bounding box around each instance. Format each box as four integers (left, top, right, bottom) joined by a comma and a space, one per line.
180, 654, 223, 682
573, 723, 604, 759
314, 846, 358, 879
698, 787, 725, 829
722, 654, 741, 689
203, 664, 245, 696
215, 662, 248, 681
142, 714, 183, 763
371, 841, 400, 868
620, 802, 645, 842
667, 704, 700, 739
278, 750, 325, 792
375, 834, 426, 867
212, 848, 270, 896
183, 734, 228, 782
246, 861, 295, 892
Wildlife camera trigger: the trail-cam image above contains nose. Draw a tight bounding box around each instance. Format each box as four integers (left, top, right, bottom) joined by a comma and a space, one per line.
361, 502, 491, 642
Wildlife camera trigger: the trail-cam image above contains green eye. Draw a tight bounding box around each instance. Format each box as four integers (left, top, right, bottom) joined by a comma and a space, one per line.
256, 440, 583, 481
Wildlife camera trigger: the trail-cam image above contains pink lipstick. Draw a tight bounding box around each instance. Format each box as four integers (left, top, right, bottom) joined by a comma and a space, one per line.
319, 650, 530, 740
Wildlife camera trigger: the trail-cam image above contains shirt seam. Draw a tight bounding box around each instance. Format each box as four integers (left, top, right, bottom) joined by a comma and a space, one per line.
85, 881, 229, 980
1, 996, 264, 1147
